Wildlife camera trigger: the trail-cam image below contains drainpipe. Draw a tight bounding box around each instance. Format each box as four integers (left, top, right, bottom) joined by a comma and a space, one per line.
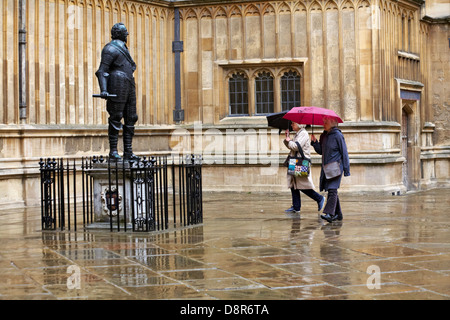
19, 0, 27, 123
172, 7, 184, 123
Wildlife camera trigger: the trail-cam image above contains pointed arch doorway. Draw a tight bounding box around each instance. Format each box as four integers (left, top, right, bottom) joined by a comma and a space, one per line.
401, 106, 411, 189
401, 102, 420, 191
398, 81, 423, 192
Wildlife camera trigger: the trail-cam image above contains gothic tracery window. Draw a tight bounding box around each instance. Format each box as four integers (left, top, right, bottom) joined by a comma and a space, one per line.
255, 71, 274, 114
229, 73, 249, 115
227, 67, 302, 116
280, 70, 301, 111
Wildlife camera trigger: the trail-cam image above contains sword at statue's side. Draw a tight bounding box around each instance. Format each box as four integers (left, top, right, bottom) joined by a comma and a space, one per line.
93, 94, 117, 98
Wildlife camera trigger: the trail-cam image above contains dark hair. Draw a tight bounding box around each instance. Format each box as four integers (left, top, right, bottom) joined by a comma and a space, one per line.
111, 23, 127, 39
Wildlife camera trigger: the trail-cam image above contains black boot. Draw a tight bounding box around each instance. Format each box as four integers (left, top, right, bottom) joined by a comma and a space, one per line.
123, 125, 139, 161
108, 122, 121, 161
320, 213, 339, 223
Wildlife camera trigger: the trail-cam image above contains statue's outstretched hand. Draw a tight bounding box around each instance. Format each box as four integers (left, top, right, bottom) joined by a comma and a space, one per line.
100, 91, 109, 100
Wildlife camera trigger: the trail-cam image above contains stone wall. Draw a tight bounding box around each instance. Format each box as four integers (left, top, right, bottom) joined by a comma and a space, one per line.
0, 0, 449, 208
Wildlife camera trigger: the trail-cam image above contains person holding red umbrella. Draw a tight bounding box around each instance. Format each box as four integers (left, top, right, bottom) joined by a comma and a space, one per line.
311, 116, 350, 223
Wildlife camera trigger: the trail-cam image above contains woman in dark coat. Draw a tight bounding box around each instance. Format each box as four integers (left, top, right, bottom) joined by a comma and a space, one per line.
311, 116, 350, 223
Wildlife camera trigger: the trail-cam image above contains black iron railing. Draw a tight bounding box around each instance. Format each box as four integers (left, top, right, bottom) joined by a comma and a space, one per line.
39, 155, 202, 232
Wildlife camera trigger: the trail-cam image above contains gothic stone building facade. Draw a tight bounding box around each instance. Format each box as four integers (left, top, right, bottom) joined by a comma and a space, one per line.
0, 0, 449, 207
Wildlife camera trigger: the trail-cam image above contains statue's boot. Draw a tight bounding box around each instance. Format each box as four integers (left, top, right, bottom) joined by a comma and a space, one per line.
123, 125, 139, 161
108, 119, 122, 161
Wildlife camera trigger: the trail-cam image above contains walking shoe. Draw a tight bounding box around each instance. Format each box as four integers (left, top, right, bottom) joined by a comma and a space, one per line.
285, 206, 296, 213
336, 214, 343, 221
320, 213, 338, 223
318, 196, 325, 211
285, 209, 301, 217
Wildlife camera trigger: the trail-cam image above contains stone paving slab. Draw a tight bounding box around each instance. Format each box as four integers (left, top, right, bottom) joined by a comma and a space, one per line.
0, 188, 450, 301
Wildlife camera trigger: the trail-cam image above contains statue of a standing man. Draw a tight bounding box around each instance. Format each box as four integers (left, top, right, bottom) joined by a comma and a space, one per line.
96, 23, 139, 161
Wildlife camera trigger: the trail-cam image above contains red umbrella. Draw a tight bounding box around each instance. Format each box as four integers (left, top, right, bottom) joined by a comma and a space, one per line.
283, 106, 343, 135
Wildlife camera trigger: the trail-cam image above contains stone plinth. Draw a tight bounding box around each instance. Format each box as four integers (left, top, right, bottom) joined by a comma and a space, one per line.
89, 161, 133, 224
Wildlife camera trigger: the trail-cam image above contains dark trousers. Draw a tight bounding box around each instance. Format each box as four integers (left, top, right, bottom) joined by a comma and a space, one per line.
106, 78, 137, 127
106, 77, 137, 155
323, 189, 342, 217
290, 188, 323, 211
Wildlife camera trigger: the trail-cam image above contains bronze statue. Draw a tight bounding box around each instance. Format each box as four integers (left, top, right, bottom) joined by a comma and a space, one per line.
96, 23, 139, 161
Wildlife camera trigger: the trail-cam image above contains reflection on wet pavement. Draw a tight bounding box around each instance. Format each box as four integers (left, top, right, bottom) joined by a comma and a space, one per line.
0, 189, 450, 300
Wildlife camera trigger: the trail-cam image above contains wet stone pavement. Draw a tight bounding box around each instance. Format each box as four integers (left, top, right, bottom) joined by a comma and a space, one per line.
0, 188, 450, 300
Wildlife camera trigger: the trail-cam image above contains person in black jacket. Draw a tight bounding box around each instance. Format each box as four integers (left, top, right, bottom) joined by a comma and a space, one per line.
311, 116, 350, 222
96, 23, 139, 161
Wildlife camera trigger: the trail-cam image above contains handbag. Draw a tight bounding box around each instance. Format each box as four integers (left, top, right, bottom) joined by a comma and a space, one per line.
323, 161, 341, 179
287, 142, 311, 177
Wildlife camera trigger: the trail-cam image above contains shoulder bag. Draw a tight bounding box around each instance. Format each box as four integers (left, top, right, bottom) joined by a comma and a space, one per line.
287, 141, 311, 177
323, 161, 341, 179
